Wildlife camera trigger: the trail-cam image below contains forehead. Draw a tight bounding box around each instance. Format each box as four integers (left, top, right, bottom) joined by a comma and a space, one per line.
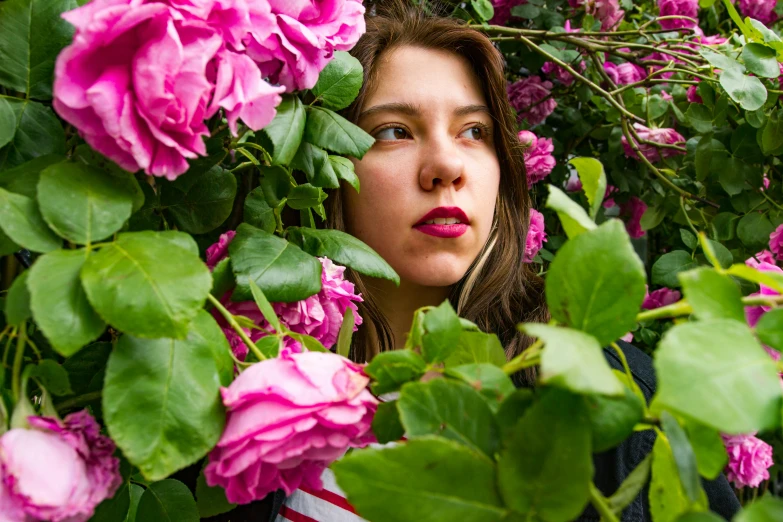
363, 46, 488, 111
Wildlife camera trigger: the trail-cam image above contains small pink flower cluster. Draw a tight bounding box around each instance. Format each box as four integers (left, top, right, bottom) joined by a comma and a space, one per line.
0, 410, 122, 522
542, 60, 587, 86
206, 231, 363, 359
524, 208, 547, 263
53, 0, 365, 179
205, 349, 377, 503
722, 433, 774, 488
657, 0, 699, 29
603, 61, 647, 85
570, 0, 624, 30
490, 0, 527, 25
738, 0, 778, 26
508, 76, 557, 126
518, 131, 556, 186
621, 123, 686, 163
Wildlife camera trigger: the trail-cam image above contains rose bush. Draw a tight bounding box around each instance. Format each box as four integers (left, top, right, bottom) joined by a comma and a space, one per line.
2, 0, 783, 518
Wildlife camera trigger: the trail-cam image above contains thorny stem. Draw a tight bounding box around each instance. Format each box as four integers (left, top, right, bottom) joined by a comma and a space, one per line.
12, 328, 27, 403
207, 294, 267, 361
502, 338, 543, 375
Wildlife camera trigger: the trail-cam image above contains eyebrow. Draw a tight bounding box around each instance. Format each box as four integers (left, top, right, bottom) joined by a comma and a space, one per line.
358, 102, 491, 120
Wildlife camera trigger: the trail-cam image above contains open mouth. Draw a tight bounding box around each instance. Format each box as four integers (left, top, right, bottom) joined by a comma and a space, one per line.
414, 207, 469, 238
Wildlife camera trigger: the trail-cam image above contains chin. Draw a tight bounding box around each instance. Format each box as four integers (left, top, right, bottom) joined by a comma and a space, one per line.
394, 257, 472, 287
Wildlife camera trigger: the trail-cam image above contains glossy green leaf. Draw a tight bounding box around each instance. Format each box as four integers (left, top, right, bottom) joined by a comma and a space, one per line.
682, 417, 727, 480
196, 468, 235, 518
734, 496, 783, 522
545, 185, 597, 238
28, 249, 105, 356
568, 157, 606, 219
742, 43, 779, 78
443, 331, 506, 368
103, 311, 229, 481
761, 108, 783, 154
649, 435, 701, 522
421, 300, 462, 363
652, 319, 782, 433
333, 437, 506, 522
0, 187, 61, 252
336, 307, 354, 358
160, 165, 236, 234
737, 212, 775, 248
261, 95, 306, 165
445, 363, 515, 407
28, 359, 72, 395
757, 309, 783, 352
286, 183, 326, 210
311, 52, 363, 111
136, 479, 199, 522
699, 49, 745, 72
0, 98, 65, 170
365, 350, 427, 395
716, 156, 751, 196
661, 412, 701, 503
727, 263, 783, 293
5, 271, 31, 325
0, 98, 15, 148
287, 227, 399, 283
329, 155, 360, 192
71, 145, 145, 213
472, 0, 494, 21
652, 250, 698, 288
90, 482, 131, 522
720, 68, 767, 111
291, 142, 339, 188
686, 104, 714, 133
62, 341, 111, 396
229, 223, 322, 302
248, 278, 282, 334
81, 231, 211, 339
243, 186, 276, 233
303, 106, 374, 158
546, 220, 646, 346
372, 401, 405, 444
678, 268, 744, 322
608, 453, 651, 515
584, 371, 645, 452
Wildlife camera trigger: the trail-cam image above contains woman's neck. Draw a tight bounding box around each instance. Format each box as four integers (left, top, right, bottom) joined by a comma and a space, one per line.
364, 278, 452, 350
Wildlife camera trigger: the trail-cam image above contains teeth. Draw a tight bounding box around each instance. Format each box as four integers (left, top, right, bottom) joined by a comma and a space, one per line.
424, 217, 462, 225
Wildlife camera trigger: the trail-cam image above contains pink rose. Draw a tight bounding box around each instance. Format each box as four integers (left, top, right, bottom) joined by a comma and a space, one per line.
508, 76, 557, 126
206, 230, 237, 269
738, 0, 777, 25
517, 130, 537, 150
524, 209, 547, 263
620, 197, 647, 239
542, 59, 586, 86
603, 61, 646, 85
722, 433, 774, 488
769, 224, 783, 262
204, 350, 378, 503
0, 410, 121, 522
747, 250, 777, 268
744, 261, 782, 328
565, 172, 583, 192
245, 0, 366, 92
520, 133, 556, 185
621, 123, 686, 163
490, 0, 527, 24
642, 286, 681, 310
658, 0, 699, 29
687, 83, 702, 103
573, 0, 624, 30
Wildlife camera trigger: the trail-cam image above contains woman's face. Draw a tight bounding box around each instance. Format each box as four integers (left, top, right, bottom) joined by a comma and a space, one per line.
345, 46, 501, 287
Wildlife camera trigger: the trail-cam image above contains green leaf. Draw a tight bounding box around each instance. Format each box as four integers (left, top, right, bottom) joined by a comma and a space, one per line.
680, 229, 697, 250
5, 271, 31, 325
287, 227, 399, 283
608, 454, 652, 515
126, 483, 143, 522
90, 482, 131, 522
336, 307, 354, 358
333, 437, 506, 522
443, 331, 506, 368
511, 3, 540, 17
757, 308, 783, 352
104, 311, 228, 481
652, 251, 698, 288
28, 359, 72, 395
652, 319, 782, 433
329, 155, 360, 191
716, 156, 751, 196
682, 417, 727, 480
398, 379, 499, 456
291, 142, 339, 188
522, 323, 623, 396
160, 166, 236, 234
699, 49, 745, 72
727, 263, 783, 293
261, 95, 306, 165
365, 350, 427, 395
649, 435, 699, 522
136, 479, 199, 522
311, 52, 363, 111
710, 212, 739, 241
248, 278, 281, 334
0, 187, 60, 252
243, 187, 276, 233
742, 43, 780, 78
228, 223, 322, 302
495, 388, 535, 439
738, 212, 775, 248
196, 468, 235, 518
498, 389, 592, 521
661, 412, 701, 503
0, 98, 16, 149
720, 69, 767, 111
28, 249, 105, 356
0, 228, 18, 256
422, 300, 462, 363
444, 363, 515, 407
694, 136, 717, 181
584, 371, 645, 452
678, 268, 744, 322
37, 161, 135, 244
546, 220, 646, 346
286, 183, 326, 210
734, 496, 783, 522
761, 108, 783, 154
62, 341, 110, 395
303, 106, 374, 158
372, 400, 405, 444
0, 98, 65, 170
81, 231, 211, 339
545, 185, 597, 237
258, 165, 291, 207
685, 104, 714, 133
471, 0, 494, 21
0, 0, 76, 98
568, 157, 606, 219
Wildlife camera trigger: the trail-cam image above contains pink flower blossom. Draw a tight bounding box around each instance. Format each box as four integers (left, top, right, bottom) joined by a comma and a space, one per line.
621, 123, 686, 163
642, 286, 681, 310
565, 173, 583, 192
508, 76, 557, 126
660, 90, 673, 101
542, 60, 586, 86
518, 131, 556, 185
245, 0, 366, 92
687, 83, 703, 103
204, 350, 378, 503
603, 61, 647, 85
738, 0, 778, 26
722, 433, 774, 488
657, 0, 699, 29
572, 0, 624, 29
524, 209, 547, 263
744, 261, 782, 328
490, 0, 527, 24
54, 0, 284, 179
746, 250, 776, 268
769, 224, 783, 262
0, 410, 121, 522
621, 197, 647, 238
206, 230, 237, 269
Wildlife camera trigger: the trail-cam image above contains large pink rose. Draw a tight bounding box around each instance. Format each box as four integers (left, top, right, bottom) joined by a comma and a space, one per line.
54, 0, 284, 179
507, 76, 557, 126
658, 0, 699, 29
246, 0, 366, 92
722, 433, 774, 488
571, 0, 624, 29
769, 224, 783, 262
490, 0, 527, 24
204, 350, 378, 503
0, 410, 121, 522
738, 0, 777, 25
620, 196, 647, 238
621, 123, 686, 163
603, 61, 646, 85
642, 286, 681, 310
524, 209, 547, 263
744, 261, 782, 328
518, 131, 556, 186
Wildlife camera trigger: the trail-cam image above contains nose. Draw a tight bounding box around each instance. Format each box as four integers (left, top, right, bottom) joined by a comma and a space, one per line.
418, 133, 466, 191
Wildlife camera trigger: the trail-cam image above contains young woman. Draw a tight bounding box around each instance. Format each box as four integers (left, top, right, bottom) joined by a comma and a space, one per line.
211, 2, 740, 520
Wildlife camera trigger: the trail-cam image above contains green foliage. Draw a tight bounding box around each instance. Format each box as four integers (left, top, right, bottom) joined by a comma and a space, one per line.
311, 52, 364, 111
136, 479, 200, 522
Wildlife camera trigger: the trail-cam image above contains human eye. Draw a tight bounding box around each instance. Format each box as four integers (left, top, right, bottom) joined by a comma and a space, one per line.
374, 126, 410, 141
459, 123, 491, 141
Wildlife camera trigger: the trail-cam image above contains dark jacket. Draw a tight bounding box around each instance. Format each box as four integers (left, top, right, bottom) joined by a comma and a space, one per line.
204, 341, 740, 522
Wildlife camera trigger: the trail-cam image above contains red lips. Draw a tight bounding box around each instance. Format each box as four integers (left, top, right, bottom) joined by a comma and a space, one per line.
413, 207, 469, 238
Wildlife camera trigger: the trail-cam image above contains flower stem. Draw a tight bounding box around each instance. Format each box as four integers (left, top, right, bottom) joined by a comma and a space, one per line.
207, 294, 267, 361
502, 339, 543, 375
55, 390, 102, 412
11, 328, 27, 403
589, 482, 620, 522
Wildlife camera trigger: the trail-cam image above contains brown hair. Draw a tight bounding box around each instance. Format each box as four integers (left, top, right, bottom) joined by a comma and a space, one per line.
326, 0, 548, 371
